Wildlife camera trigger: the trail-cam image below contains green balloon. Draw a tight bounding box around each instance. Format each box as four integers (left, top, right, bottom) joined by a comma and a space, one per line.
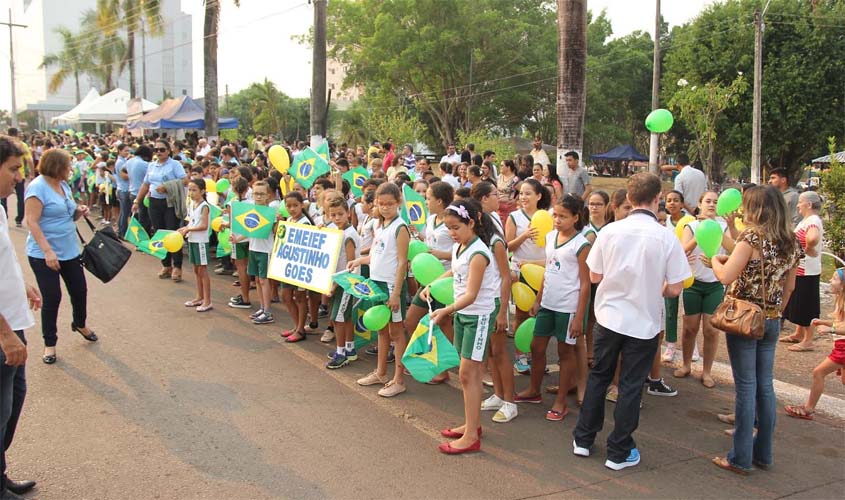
143, 196, 150, 208
216, 178, 230, 193
645, 108, 674, 133
514, 317, 536, 353
695, 219, 723, 258
408, 240, 429, 262
363, 305, 391, 331
429, 277, 454, 305
716, 188, 742, 216
411, 253, 445, 286
277, 203, 289, 218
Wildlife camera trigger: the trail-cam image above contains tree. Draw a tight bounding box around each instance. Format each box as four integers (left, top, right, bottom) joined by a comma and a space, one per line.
326, 0, 557, 147
662, 0, 845, 180
79, 9, 127, 92
203, 0, 239, 139
556, 0, 587, 162
39, 27, 87, 103
221, 81, 310, 141
820, 138, 845, 262
97, 0, 163, 98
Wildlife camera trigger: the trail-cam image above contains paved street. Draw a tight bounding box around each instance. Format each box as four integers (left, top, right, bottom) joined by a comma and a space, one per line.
6, 224, 845, 499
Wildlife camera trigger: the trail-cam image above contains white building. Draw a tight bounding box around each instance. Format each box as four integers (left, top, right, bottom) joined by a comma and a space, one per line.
13, 0, 192, 128
327, 58, 361, 111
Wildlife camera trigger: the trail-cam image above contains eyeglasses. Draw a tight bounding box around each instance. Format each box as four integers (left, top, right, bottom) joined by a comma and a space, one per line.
156, 148, 169, 153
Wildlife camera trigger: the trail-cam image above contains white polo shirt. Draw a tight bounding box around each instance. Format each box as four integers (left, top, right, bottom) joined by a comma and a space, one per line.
587, 210, 690, 340
0, 205, 35, 331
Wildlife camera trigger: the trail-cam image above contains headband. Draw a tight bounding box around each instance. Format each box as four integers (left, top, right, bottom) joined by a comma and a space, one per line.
837, 268, 845, 283
446, 204, 470, 221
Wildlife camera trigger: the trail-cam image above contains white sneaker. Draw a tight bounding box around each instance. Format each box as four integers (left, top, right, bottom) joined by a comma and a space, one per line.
320, 329, 335, 343
691, 344, 701, 362
573, 440, 590, 457
481, 394, 505, 411
492, 402, 518, 423
662, 343, 676, 362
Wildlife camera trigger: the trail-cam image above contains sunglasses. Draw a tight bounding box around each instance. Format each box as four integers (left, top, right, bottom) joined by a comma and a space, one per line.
156, 148, 169, 153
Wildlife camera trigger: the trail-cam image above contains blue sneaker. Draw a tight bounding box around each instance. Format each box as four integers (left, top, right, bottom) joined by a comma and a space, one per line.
365, 345, 378, 356
345, 348, 358, 361
326, 352, 349, 369
513, 355, 531, 375
387, 345, 395, 363
605, 448, 640, 471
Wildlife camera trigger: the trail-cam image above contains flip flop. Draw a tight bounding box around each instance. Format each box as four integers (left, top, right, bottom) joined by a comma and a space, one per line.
184, 300, 203, 307
285, 332, 307, 343
196, 304, 214, 313
784, 404, 814, 420
712, 456, 749, 475
779, 336, 801, 343
702, 375, 716, 388
545, 385, 559, 394
787, 344, 814, 352
545, 408, 569, 422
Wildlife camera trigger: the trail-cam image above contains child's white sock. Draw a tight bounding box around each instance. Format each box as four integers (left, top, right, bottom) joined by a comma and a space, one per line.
345, 341, 355, 352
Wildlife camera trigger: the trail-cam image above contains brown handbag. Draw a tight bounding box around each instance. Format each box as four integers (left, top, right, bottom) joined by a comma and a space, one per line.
710, 239, 766, 340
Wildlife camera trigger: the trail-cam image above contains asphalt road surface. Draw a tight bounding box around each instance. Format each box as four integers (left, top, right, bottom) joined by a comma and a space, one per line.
6, 225, 844, 499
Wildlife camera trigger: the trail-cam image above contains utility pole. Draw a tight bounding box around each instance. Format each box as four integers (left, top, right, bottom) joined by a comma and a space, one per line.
466, 49, 473, 134
648, 0, 661, 175
1, 9, 27, 128
309, 0, 327, 147
751, 1, 772, 184
225, 84, 229, 107
142, 26, 147, 98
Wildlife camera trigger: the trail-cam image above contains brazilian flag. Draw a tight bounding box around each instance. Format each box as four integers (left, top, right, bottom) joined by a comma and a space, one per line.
352, 299, 379, 349
401, 184, 427, 232
207, 203, 222, 237
290, 147, 330, 189
138, 230, 171, 260
315, 140, 330, 162
230, 201, 275, 239
342, 167, 369, 198
124, 217, 150, 247
402, 314, 460, 383
333, 271, 388, 301
217, 228, 232, 257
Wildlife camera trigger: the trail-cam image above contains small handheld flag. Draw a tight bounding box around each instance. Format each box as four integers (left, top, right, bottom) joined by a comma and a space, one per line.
230, 201, 276, 239
342, 167, 370, 198
315, 140, 330, 162
138, 230, 172, 260
290, 147, 330, 189
401, 184, 427, 232
124, 217, 150, 247
217, 228, 232, 257
402, 314, 460, 383
352, 299, 379, 348
333, 272, 388, 301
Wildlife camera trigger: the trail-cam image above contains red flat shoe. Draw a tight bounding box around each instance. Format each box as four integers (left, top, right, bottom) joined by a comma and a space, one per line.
440, 427, 482, 439
285, 332, 306, 343
545, 408, 569, 422
438, 439, 481, 455
280, 329, 296, 338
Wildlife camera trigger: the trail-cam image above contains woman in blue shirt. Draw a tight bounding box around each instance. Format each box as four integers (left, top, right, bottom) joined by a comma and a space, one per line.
132, 140, 187, 281
24, 149, 98, 365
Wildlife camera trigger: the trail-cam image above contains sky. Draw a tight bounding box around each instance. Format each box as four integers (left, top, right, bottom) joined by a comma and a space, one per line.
0, 0, 718, 111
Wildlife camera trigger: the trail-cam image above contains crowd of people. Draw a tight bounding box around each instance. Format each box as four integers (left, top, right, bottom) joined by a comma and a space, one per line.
0, 127, 843, 493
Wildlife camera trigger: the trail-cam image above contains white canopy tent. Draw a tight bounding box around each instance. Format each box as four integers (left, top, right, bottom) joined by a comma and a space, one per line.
51, 88, 100, 123
75, 88, 157, 123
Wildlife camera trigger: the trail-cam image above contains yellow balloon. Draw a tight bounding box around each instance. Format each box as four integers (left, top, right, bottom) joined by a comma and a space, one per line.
512, 282, 536, 312
211, 216, 223, 232
521, 263, 545, 291
674, 215, 696, 241
204, 178, 216, 193
734, 217, 746, 232
530, 209, 554, 247
163, 232, 184, 253
269, 145, 290, 174
683, 275, 695, 289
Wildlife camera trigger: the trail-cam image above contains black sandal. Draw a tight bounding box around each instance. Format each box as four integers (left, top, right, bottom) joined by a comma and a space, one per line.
72, 324, 98, 342
42, 349, 57, 364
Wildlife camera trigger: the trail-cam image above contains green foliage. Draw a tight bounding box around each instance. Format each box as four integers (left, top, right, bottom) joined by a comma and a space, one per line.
662, 0, 845, 178
725, 159, 748, 181
361, 105, 431, 153
820, 138, 845, 261
668, 74, 748, 181
221, 80, 310, 141
456, 130, 516, 166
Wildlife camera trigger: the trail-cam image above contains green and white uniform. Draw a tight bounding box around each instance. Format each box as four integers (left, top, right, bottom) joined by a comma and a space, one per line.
331, 226, 361, 322
452, 237, 495, 361
188, 200, 210, 265
247, 200, 279, 279
370, 216, 409, 322
508, 209, 544, 274
535, 230, 590, 345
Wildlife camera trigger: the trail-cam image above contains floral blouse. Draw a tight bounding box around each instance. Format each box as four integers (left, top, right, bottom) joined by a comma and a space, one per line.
729, 228, 802, 318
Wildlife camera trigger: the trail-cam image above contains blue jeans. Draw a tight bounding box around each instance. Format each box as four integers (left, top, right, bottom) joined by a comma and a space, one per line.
117, 190, 132, 240
726, 319, 779, 470
0, 331, 27, 493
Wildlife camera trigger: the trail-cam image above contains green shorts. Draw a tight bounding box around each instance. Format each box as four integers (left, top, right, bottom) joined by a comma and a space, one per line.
534, 307, 576, 345
411, 287, 444, 311
360, 264, 370, 279
372, 280, 407, 322
489, 298, 501, 334
683, 280, 725, 316
234, 241, 249, 260
188, 242, 210, 266
247, 250, 269, 279
453, 313, 492, 362
330, 290, 354, 322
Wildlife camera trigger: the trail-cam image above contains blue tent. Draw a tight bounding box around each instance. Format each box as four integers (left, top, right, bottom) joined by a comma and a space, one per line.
127, 95, 238, 130
590, 144, 648, 162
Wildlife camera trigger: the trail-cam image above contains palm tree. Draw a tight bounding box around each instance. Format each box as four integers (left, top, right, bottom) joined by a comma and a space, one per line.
79, 9, 127, 92
97, 0, 163, 98
556, 0, 587, 161
39, 27, 88, 103
251, 78, 285, 135
204, 0, 240, 138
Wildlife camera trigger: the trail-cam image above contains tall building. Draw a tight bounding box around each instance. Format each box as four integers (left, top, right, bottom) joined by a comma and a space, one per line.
326, 58, 361, 111
13, 0, 192, 128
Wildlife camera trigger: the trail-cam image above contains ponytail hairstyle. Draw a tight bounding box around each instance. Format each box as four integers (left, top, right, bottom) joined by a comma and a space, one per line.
284, 191, 314, 224
555, 194, 587, 231
470, 181, 503, 239
608, 188, 628, 223
445, 198, 496, 246
428, 181, 454, 208
374, 182, 402, 223
521, 177, 552, 210
232, 177, 249, 200
189, 178, 207, 201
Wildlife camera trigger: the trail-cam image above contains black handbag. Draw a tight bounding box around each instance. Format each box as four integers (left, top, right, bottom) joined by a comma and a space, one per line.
76, 216, 131, 283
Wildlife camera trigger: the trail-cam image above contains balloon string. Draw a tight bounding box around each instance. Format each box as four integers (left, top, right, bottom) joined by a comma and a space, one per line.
426, 298, 434, 351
